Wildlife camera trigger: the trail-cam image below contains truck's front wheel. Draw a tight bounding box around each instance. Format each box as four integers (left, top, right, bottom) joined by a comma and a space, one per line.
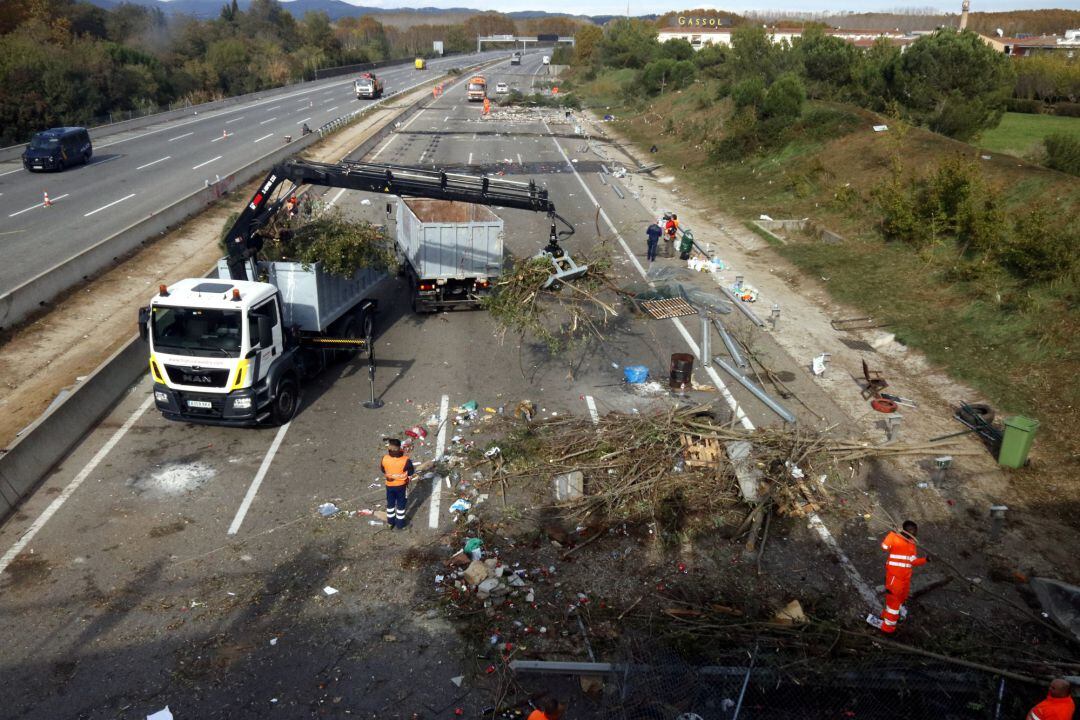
271, 377, 298, 425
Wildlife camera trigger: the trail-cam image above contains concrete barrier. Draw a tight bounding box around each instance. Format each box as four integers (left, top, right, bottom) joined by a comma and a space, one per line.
0, 336, 148, 519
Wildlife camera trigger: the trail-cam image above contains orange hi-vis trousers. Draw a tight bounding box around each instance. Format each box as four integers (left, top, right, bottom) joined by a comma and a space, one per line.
880, 574, 910, 633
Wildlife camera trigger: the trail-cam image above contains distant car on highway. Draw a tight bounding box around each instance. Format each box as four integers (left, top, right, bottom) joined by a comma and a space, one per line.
22, 127, 92, 172
542, 55, 551, 65
495, 82, 509, 94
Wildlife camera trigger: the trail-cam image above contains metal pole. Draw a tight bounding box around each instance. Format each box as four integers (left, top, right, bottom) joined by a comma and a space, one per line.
731, 642, 758, 720
715, 358, 797, 424
701, 312, 711, 367
363, 334, 383, 409
719, 286, 766, 327
713, 319, 747, 368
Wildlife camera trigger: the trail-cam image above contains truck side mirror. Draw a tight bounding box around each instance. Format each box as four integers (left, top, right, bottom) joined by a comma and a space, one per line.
138, 306, 150, 343
257, 315, 274, 350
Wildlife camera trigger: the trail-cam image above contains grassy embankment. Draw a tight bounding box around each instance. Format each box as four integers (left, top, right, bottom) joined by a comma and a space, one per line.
570, 70, 1079, 514
979, 111, 1080, 159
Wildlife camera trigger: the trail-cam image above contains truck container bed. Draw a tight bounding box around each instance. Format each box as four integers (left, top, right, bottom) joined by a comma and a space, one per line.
396, 199, 504, 281
217, 259, 384, 332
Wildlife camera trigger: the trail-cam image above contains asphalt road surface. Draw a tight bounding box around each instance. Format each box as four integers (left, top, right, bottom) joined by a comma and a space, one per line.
0, 53, 864, 718
0, 52, 500, 296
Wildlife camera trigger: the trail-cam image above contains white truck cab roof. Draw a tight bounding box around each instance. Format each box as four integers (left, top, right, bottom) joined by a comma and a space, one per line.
152, 278, 275, 312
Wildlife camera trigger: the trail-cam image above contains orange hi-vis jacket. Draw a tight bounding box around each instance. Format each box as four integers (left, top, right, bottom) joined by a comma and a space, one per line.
1029, 693, 1075, 720
881, 531, 926, 582
382, 454, 410, 487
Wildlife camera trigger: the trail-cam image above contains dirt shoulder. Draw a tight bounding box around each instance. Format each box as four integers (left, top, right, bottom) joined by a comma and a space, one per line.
0, 84, 443, 454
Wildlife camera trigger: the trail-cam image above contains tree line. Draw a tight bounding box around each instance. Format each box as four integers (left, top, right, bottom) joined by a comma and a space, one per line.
0, 0, 583, 146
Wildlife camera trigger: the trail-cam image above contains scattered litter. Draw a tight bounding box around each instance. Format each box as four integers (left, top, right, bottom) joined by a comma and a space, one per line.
729, 284, 759, 302
484, 446, 501, 458
356, 508, 374, 516
270, 638, 278, 646
361, 198, 371, 205
459, 400, 478, 412
405, 426, 428, 439
451, 675, 464, 687
873, 124, 888, 132
981, 155, 992, 160
147, 708, 173, 720
759, 214, 773, 222
323, 586, 339, 596
811, 353, 830, 376
773, 599, 807, 624
449, 499, 472, 514
318, 503, 340, 517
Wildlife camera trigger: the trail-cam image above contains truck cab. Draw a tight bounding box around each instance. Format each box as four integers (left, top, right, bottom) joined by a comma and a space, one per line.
467, 75, 487, 102
142, 278, 298, 426
354, 72, 384, 99
415, 58, 426, 70
510, 52, 521, 65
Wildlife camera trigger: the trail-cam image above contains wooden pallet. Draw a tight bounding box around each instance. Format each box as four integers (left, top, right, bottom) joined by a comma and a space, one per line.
641, 297, 697, 320
681, 434, 721, 468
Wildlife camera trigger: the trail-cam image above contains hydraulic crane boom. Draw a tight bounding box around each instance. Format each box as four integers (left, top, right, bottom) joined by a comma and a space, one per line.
225, 158, 572, 280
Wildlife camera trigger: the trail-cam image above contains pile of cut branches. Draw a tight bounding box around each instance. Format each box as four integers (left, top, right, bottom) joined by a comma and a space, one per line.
259, 207, 397, 278
493, 405, 976, 524
482, 253, 621, 353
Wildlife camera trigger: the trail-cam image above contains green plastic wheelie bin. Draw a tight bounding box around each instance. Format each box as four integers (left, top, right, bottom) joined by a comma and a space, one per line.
998, 416, 1039, 468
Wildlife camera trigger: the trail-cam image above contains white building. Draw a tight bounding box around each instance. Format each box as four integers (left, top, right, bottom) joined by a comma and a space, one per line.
656, 25, 914, 51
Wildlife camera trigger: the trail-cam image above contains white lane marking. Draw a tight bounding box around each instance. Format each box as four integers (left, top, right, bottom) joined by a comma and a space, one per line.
84, 193, 135, 217
517, 153, 523, 166
585, 395, 599, 425
9, 194, 70, 217
297, 117, 311, 125
444, 116, 449, 122
228, 421, 291, 536
210, 132, 232, 143
326, 188, 348, 208
0, 396, 153, 577
467, 152, 473, 165
327, 106, 339, 113
136, 156, 171, 170
428, 394, 450, 529
259, 117, 278, 125
226, 115, 246, 124
253, 133, 273, 143
0, 168, 22, 177
419, 148, 429, 163
168, 132, 193, 142
266, 105, 281, 111
545, 119, 878, 609
192, 156, 222, 170
370, 108, 425, 160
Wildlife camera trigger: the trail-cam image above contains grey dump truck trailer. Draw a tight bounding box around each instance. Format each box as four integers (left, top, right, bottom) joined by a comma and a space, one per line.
396, 198, 504, 313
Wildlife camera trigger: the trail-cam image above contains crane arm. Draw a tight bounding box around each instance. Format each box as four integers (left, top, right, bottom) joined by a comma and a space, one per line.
224, 158, 567, 280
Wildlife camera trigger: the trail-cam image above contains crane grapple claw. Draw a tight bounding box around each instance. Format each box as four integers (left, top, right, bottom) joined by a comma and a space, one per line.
541, 252, 589, 289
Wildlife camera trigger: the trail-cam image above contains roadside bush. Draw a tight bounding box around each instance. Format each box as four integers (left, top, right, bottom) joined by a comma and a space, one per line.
1054, 102, 1080, 117
639, 58, 696, 95
1000, 203, 1078, 280
797, 106, 862, 140
659, 38, 695, 62
1044, 132, 1080, 176
762, 72, 806, 123
1005, 98, 1043, 114
731, 76, 765, 111
710, 105, 760, 160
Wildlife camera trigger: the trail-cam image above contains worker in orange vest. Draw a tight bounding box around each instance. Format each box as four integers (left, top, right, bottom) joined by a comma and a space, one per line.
483, 97, 491, 116
380, 438, 414, 529
1028, 679, 1075, 720
866, 520, 929, 633
527, 696, 563, 720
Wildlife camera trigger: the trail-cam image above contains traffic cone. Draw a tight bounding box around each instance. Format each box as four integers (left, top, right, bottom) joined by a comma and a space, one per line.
222, 129, 228, 140
43, 191, 52, 207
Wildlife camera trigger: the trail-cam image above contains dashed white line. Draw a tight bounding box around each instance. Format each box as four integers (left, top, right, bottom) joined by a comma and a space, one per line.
192, 156, 222, 170
168, 132, 193, 142
370, 108, 426, 160
136, 156, 171, 170
0, 396, 153, 576
326, 188, 348, 208
228, 421, 291, 536
467, 152, 473, 165
210, 132, 232, 143
84, 193, 135, 217
297, 117, 311, 125
327, 106, 339, 112
253, 133, 273, 143
9, 193, 70, 217
259, 117, 278, 125
225, 115, 246, 124
517, 153, 523, 166
428, 394, 450, 529
585, 395, 600, 425
0, 168, 22, 177
266, 105, 281, 111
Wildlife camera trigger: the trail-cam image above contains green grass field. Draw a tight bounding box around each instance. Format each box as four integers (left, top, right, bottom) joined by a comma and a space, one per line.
979, 112, 1080, 158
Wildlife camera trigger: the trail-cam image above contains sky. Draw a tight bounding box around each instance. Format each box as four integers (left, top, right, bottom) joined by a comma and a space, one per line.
339, 0, 1080, 14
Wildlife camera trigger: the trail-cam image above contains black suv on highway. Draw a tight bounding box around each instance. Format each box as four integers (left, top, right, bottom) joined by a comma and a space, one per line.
22, 127, 93, 171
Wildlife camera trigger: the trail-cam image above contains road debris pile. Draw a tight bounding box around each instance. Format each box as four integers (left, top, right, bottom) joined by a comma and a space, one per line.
491, 405, 971, 526
483, 254, 622, 352
254, 208, 397, 277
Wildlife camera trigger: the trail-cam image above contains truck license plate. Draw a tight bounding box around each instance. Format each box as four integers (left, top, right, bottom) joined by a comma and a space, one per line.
187, 399, 212, 409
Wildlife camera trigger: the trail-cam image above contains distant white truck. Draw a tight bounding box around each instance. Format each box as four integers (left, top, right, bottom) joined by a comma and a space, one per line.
542, 55, 551, 65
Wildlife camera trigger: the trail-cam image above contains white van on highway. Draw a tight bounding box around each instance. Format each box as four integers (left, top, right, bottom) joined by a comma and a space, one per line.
542, 55, 550, 65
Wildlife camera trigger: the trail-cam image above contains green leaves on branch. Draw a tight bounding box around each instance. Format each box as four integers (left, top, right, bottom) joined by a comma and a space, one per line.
261, 208, 397, 278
